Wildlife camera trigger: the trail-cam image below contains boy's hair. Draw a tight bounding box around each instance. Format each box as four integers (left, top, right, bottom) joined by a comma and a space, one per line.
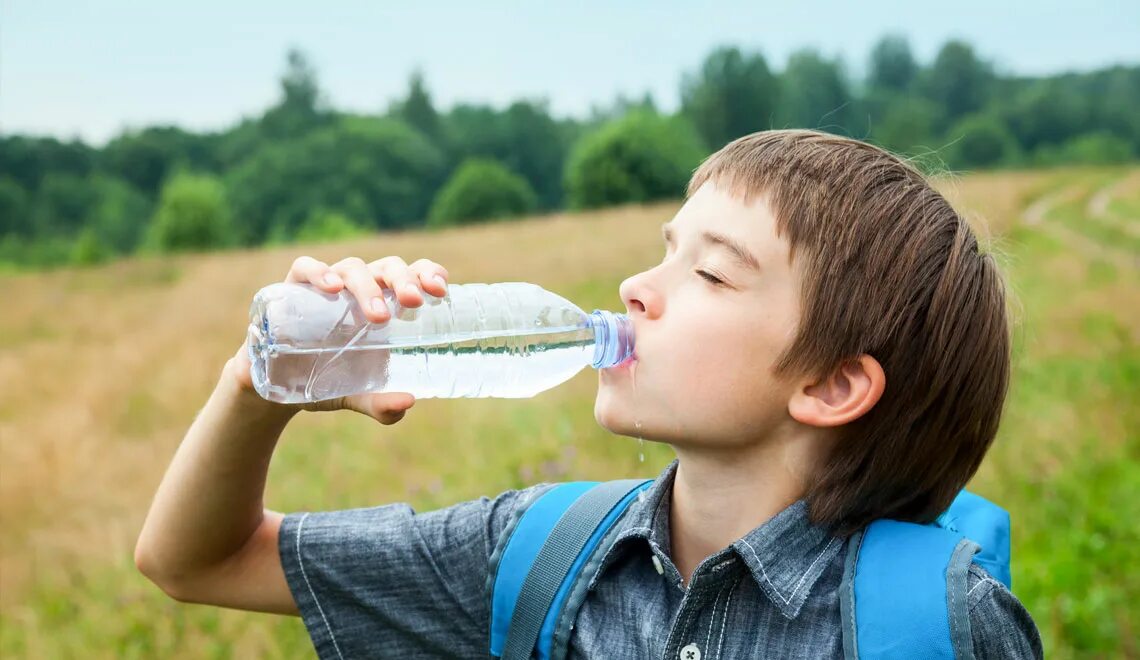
688, 129, 1012, 536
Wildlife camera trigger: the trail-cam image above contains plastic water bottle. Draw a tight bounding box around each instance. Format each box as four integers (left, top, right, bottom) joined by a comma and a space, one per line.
247, 281, 635, 403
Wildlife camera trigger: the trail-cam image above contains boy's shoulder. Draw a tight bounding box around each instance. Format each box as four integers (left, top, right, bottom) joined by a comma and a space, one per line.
966, 563, 1044, 659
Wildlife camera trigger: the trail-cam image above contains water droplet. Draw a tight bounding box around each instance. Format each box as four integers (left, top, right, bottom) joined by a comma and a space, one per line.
631, 359, 643, 464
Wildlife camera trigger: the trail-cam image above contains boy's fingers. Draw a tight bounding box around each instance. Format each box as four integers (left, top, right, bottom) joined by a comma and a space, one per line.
410, 259, 450, 296
344, 392, 415, 424
331, 257, 388, 323
285, 256, 339, 291
368, 257, 422, 307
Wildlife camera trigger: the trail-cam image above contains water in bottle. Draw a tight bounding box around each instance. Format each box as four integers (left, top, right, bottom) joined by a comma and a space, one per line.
247, 281, 635, 403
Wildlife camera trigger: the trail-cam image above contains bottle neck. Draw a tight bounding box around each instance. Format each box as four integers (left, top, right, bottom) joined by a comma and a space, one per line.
589, 310, 635, 368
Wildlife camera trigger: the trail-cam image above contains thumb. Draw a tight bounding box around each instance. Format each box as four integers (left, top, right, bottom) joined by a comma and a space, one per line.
348, 391, 416, 425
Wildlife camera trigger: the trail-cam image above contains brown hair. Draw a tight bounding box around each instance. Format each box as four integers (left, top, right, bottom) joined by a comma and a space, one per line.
688, 129, 1012, 536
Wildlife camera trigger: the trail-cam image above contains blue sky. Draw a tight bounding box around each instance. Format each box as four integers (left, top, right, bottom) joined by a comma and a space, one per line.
2, 1, 1137, 145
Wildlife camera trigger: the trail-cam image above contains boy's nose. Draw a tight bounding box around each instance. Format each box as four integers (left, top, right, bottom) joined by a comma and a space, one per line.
619, 272, 658, 319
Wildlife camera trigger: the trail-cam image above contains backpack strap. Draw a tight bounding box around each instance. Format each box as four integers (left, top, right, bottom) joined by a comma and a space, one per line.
839, 489, 1011, 660
488, 478, 652, 660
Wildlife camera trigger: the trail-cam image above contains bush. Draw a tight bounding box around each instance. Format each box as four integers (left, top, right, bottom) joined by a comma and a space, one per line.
427, 159, 537, 227
0, 233, 72, 271
946, 113, 1019, 169
226, 117, 445, 243
144, 173, 234, 253
69, 227, 113, 266
294, 209, 370, 242
565, 111, 705, 209
1057, 132, 1135, 165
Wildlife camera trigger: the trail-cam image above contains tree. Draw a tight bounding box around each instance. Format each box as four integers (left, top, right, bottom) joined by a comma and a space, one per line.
227, 117, 445, 242
70, 227, 113, 266
500, 101, 568, 209
101, 126, 216, 198
87, 175, 152, 253
261, 48, 329, 139
145, 173, 234, 252
946, 114, 1018, 169
294, 209, 369, 243
0, 136, 95, 192
30, 173, 97, 238
395, 69, 441, 141
777, 49, 855, 134
0, 177, 31, 237
441, 101, 570, 210
870, 97, 940, 156
921, 41, 993, 131
868, 35, 918, 92
428, 159, 538, 227
565, 110, 704, 209
1001, 79, 1089, 152
1056, 132, 1135, 165
681, 46, 778, 150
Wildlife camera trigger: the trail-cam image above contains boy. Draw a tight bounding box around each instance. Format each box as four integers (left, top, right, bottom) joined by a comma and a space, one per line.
135, 130, 1043, 658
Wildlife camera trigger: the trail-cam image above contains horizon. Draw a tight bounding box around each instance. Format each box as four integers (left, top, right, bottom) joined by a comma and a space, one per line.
3, 1, 1138, 146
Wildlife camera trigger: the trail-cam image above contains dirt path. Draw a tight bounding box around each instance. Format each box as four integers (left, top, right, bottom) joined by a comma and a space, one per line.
1086, 175, 1140, 240
1021, 183, 1139, 271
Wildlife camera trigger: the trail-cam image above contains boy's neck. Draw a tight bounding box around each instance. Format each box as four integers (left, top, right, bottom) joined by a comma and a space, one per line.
668, 432, 825, 587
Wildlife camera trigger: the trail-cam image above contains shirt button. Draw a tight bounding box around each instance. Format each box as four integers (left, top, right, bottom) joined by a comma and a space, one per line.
680, 643, 702, 660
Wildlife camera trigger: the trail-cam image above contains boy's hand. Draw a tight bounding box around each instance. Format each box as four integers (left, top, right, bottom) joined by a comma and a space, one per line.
224, 255, 451, 425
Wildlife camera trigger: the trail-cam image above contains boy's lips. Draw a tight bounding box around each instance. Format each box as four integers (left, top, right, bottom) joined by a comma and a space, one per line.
614, 352, 638, 369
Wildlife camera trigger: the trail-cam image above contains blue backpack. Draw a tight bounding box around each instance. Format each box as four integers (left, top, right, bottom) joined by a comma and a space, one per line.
487, 479, 1011, 660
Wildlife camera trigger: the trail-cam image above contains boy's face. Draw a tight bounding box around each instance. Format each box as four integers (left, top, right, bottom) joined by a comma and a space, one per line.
595, 181, 804, 451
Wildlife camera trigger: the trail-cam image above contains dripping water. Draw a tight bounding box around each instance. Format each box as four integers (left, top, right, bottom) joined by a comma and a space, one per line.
631, 359, 647, 503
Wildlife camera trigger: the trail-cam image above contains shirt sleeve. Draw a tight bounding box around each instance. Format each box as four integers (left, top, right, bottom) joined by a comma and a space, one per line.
967, 564, 1044, 659
278, 482, 550, 660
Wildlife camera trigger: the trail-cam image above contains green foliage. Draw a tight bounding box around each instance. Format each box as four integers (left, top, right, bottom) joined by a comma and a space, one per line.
294, 209, 370, 243
428, 159, 537, 227
87, 176, 152, 253
868, 95, 940, 155
1056, 132, 1135, 165
260, 48, 330, 140
1001, 79, 1088, 153
31, 173, 99, 237
921, 41, 993, 130
0, 177, 31, 237
681, 46, 778, 149
69, 227, 113, 266
1, 43, 1138, 272
565, 111, 705, 209
100, 127, 218, 197
0, 135, 95, 192
946, 113, 1019, 168
776, 49, 855, 133
145, 172, 234, 252
226, 116, 445, 243
395, 70, 441, 140
0, 233, 72, 270
443, 101, 572, 209
868, 34, 918, 92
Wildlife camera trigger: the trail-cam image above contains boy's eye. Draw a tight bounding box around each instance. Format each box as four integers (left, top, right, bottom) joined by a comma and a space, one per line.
696, 270, 725, 286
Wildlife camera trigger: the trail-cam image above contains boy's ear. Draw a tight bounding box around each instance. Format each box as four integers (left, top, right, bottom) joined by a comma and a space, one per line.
788, 355, 886, 428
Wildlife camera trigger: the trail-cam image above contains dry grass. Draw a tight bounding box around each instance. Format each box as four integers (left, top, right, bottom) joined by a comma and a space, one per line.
2, 167, 1137, 657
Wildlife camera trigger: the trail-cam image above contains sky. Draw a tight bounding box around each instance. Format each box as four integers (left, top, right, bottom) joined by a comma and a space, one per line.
2, 1, 1138, 145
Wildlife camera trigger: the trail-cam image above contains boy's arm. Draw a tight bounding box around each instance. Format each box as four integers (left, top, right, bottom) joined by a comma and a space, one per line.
134, 357, 300, 614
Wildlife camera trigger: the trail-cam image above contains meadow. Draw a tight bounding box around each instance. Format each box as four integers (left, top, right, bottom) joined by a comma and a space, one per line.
1, 167, 1137, 658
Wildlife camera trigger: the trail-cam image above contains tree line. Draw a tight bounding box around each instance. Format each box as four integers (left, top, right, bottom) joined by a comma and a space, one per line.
1, 36, 1137, 270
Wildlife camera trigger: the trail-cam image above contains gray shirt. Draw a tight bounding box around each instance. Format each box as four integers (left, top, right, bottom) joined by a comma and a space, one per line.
279, 459, 1043, 659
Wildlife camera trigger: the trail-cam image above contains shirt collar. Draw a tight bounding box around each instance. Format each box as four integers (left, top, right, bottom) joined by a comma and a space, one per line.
591, 458, 843, 619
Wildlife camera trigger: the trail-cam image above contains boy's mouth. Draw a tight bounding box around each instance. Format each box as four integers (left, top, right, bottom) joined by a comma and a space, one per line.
613, 352, 638, 369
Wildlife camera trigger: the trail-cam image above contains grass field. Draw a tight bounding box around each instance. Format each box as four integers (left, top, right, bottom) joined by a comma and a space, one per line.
1, 168, 1137, 658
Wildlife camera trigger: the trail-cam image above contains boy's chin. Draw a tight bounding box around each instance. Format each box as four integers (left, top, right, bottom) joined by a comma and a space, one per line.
593, 394, 649, 438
